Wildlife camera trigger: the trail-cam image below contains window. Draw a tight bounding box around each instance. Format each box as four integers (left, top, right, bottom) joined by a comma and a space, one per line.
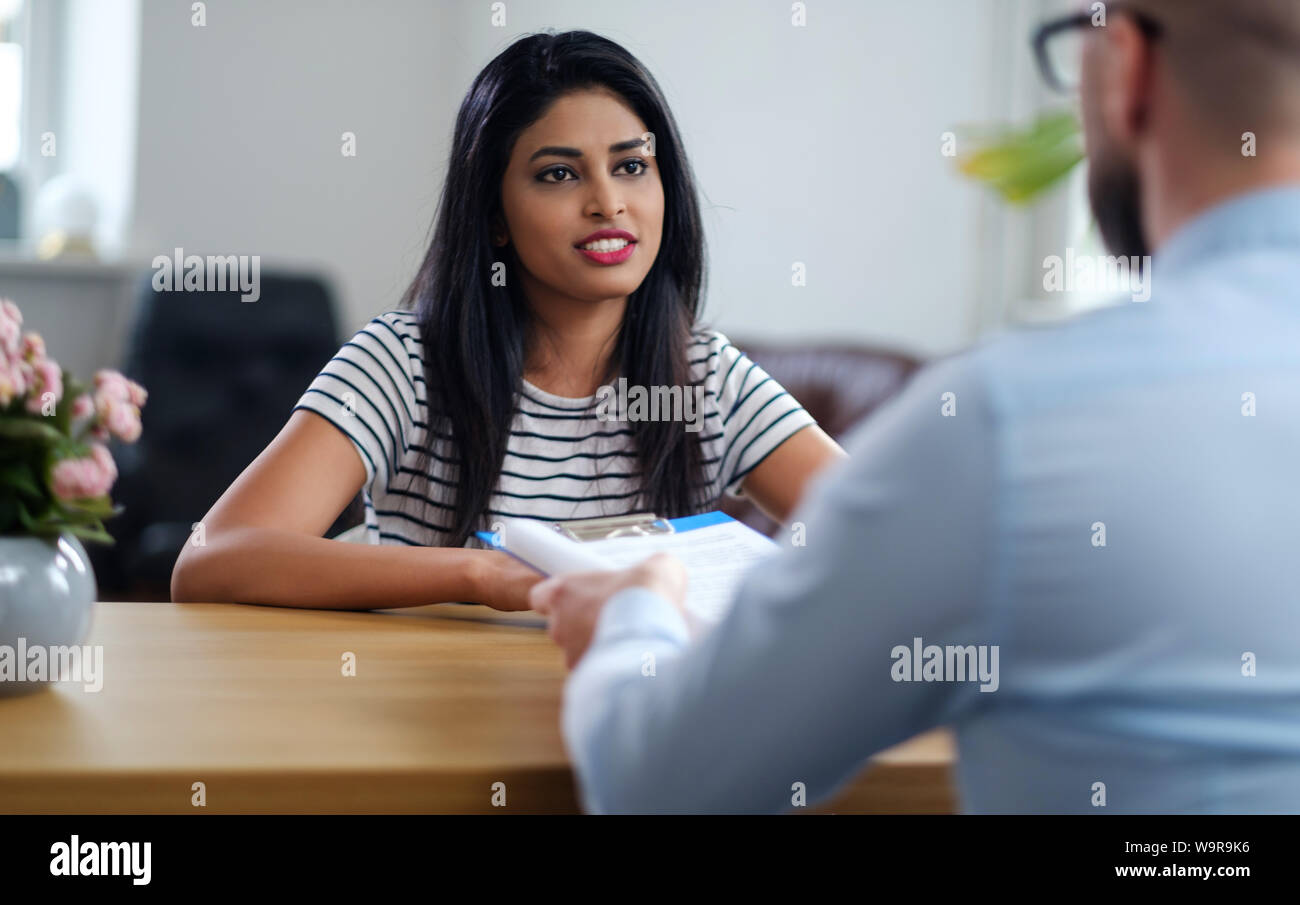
0, 0, 25, 241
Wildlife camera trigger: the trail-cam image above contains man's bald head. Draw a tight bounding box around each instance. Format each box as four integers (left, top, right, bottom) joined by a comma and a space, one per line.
1077, 0, 1300, 260
1127, 0, 1300, 139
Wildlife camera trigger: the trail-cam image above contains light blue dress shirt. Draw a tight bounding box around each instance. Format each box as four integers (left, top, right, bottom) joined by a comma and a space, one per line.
562, 185, 1300, 814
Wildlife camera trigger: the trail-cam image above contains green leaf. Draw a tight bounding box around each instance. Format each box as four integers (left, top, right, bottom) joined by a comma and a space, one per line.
49, 368, 76, 434
0, 496, 18, 533
0, 417, 65, 444
13, 497, 36, 531
955, 110, 1085, 205
64, 373, 88, 396
6, 504, 116, 545
0, 460, 45, 500
62, 522, 115, 545
53, 494, 119, 519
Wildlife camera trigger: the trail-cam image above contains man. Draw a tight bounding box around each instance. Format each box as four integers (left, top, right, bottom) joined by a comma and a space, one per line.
530, 0, 1300, 813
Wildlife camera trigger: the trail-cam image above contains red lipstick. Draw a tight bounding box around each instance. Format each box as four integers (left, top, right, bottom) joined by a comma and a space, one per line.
574, 229, 637, 265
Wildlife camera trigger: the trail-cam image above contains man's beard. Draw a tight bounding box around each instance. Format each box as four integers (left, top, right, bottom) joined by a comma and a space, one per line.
1088, 149, 1150, 260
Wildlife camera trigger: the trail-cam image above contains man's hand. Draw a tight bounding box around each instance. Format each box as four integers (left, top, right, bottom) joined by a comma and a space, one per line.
529, 553, 688, 669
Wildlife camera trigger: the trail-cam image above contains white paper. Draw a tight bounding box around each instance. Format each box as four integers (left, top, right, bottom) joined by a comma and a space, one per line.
495, 518, 612, 574
495, 516, 779, 626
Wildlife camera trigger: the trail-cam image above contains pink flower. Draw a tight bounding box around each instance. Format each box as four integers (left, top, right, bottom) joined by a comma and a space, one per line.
0, 358, 27, 407
91, 370, 147, 436
49, 460, 86, 500
0, 365, 17, 406
0, 299, 21, 358
21, 332, 45, 363
50, 446, 117, 501
94, 369, 131, 401
24, 358, 63, 415
94, 369, 143, 442
0, 316, 19, 359
98, 395, 142, 443
0, 314, 148, 454
90, 442, 118, 483
126, 379, 147, 408
0, 298, 21, 325
39, 359, 60, 393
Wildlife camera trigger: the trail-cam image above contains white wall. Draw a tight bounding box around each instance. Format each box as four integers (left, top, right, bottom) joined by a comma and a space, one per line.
130, 0, 461, 338
125, 0, 1024, 357
444, 0, 1016, 357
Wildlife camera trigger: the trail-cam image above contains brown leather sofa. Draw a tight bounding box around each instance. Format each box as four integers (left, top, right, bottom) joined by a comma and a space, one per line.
718, 340, 922, 537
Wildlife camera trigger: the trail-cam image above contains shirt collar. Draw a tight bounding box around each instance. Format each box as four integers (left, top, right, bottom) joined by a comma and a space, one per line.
1155, 183, 1300, 277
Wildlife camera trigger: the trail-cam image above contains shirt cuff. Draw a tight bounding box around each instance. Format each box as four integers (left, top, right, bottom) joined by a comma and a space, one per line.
592, 586, 692, 649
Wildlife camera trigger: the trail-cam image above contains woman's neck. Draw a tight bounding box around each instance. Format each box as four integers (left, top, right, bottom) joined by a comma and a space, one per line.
524, 290, 628, 399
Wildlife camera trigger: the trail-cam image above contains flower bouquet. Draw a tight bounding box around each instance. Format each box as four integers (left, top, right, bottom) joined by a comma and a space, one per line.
0, 298, 147, 545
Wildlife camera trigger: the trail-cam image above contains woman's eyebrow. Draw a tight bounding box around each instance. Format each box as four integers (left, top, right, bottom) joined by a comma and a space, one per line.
528, 137, 647, 162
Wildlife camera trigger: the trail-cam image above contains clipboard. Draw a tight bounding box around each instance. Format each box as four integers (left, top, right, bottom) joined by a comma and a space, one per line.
475, 511, 739, 550
476, 511, 775, 627
549, 513, 675, 542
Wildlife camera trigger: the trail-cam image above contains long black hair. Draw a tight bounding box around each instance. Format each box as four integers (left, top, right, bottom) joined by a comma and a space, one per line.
400, 30, 709, 547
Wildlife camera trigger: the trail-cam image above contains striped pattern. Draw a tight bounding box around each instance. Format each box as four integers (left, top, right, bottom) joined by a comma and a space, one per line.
293, 310, 815, 546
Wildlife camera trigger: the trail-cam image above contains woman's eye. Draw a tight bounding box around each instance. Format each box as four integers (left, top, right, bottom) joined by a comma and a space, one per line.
538, 159, 646, 183
539, 166, 576, 183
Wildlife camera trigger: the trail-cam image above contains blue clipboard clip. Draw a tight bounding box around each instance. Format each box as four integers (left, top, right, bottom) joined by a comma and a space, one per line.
475, 510, 738, 550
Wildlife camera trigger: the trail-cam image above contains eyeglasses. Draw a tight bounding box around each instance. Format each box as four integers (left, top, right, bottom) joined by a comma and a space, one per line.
1033, 6, 1164, 94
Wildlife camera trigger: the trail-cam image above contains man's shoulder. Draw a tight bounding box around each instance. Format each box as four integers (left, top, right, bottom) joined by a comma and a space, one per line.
878, 301, 1162, 433
973, 301, 1167, 387
976, 300, 1154, 364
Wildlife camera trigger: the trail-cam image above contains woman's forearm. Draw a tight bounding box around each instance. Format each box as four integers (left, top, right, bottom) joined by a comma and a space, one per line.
171, 525, 487, 609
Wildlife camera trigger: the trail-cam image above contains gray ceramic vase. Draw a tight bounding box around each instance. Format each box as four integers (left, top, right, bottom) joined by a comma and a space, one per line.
0, 533, 96, 697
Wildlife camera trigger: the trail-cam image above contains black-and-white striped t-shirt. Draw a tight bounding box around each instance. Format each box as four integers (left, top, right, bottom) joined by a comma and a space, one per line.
293, 310, 816, 546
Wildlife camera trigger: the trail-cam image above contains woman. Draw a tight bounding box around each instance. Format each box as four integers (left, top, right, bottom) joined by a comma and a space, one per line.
172, 30, 844, 611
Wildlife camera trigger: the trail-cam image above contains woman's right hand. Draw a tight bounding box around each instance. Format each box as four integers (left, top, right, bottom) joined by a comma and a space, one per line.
472, 551, 545, 611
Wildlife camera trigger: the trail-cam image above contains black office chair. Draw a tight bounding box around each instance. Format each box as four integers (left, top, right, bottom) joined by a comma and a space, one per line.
89, 271, 364, 599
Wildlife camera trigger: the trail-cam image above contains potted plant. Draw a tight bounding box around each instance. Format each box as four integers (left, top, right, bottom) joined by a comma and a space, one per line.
956, 110, 1084, 204
0, 297, 147, 696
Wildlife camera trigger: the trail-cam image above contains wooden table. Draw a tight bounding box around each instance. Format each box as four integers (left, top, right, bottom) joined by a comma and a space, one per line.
0, 601, 956, 814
